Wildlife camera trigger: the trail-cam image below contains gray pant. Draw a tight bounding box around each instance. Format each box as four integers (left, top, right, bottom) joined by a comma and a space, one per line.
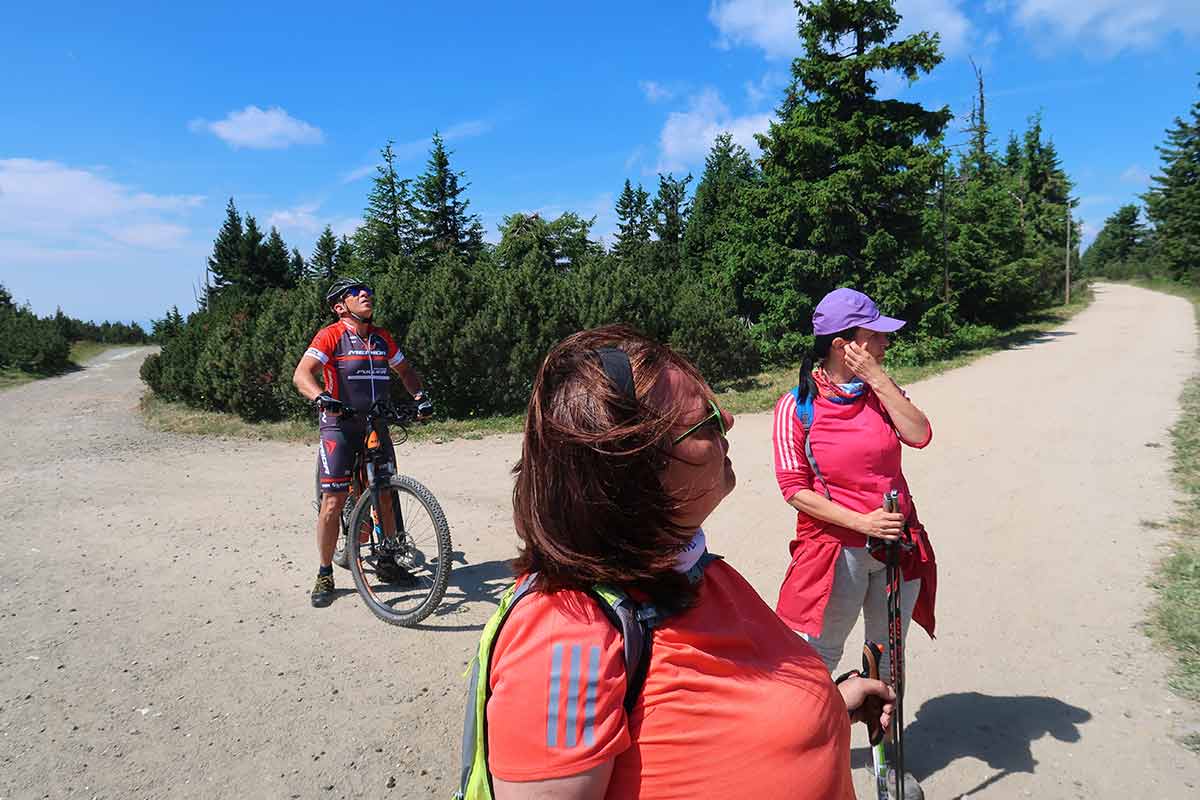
799, 546, 920, 683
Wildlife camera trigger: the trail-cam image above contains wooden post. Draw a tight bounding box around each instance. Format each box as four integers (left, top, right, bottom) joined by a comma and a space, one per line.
1065, 206, 1071, 305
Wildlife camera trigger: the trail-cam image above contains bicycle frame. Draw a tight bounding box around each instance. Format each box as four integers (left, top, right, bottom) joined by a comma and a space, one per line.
343, 402, 417, 547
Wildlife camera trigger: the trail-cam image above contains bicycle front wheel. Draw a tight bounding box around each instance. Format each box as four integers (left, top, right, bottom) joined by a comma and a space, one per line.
345, 475, 452, 626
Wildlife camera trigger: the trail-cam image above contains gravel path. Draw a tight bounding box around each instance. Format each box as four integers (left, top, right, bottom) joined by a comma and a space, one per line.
2, 282, 1198, 799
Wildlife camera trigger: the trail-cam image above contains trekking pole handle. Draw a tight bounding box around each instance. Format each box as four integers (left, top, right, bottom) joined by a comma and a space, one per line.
861, 642, 887, 746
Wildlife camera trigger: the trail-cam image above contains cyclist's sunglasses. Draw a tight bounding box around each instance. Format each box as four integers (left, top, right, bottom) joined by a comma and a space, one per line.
343, 286, 374, 299
673, 399, 726, 445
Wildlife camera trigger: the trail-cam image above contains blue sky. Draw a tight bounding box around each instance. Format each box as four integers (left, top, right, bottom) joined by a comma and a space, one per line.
2, 0, 1198, 323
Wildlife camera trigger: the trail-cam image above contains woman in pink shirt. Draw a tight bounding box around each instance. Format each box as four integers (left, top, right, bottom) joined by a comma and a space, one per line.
772, 288, 937, 795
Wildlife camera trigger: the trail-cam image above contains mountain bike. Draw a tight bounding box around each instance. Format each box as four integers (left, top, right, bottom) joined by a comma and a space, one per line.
314, 399, 452, 626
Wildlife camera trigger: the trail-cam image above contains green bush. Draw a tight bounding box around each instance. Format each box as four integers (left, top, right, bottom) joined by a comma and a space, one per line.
405, 255, 498, 416
139, 352, 163, 393
0, 305, 71, 373
669, 281, 760, 385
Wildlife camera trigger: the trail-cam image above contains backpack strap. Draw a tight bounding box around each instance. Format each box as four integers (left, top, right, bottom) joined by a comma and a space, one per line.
456, 574, 541, 800
590, 551, 722, 712
587, 586, 650, 713
791, 381, 832, 500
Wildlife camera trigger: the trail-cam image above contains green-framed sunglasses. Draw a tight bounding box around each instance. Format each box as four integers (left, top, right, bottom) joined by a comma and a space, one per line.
673, 399, 727, 445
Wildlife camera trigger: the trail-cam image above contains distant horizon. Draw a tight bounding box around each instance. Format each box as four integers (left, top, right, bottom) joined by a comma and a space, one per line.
3, 1, 1198, 323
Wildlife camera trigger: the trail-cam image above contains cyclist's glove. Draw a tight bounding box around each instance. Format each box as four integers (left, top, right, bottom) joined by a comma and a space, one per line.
414, 391, 434, 420
315, 392, 345, 414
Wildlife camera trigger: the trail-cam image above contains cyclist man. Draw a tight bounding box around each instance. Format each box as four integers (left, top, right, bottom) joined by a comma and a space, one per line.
293, 277, 433, 608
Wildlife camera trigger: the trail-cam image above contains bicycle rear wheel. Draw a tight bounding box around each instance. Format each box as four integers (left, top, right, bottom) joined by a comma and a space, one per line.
345, 475, 452, 626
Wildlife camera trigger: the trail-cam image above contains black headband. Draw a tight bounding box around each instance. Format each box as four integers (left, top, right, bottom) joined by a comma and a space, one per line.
595, 347, 635, 400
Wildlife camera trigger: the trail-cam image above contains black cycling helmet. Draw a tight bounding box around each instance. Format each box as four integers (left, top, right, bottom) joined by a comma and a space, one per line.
325, 277, 371, 307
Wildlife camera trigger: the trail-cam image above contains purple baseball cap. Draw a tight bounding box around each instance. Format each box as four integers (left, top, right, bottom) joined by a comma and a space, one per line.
812, 288, 906, 336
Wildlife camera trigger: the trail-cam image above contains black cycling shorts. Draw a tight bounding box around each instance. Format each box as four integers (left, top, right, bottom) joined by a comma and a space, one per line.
316, 424, 395, 494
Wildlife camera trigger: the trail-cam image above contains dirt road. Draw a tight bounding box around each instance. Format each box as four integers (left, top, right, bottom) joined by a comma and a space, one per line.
2, 282, 1198, 799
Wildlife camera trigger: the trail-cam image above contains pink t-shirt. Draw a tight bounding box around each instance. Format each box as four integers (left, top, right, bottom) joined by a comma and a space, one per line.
772, 386, 937, 636
773, 387, 931, 547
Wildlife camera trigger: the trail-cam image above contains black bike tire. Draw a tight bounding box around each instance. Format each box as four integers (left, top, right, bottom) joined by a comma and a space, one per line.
345, 474, 452, 626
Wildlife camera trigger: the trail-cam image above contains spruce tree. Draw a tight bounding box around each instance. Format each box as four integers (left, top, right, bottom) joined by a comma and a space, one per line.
309, 225, 339, 281
611, 180, 652, 264
207, 198, 245, 293
1144, 81, 1200, 281
239, 215, 267, 293
1081, 204, 1147, 277
1003, 132, 1023, 174
335, 236, 357, 276
354, 141, 418, 272
289, 248, 306, 286
650, 173, 692, 274
728, 0, 950, 362
412, 132, 484, 266
263, 227, 292, 289
683, 133, 758, 279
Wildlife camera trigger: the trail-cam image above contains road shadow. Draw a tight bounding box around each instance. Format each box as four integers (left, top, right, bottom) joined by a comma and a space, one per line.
851, 692, 1092, 796
1004, 330, 1076, 350
412, 551, 513, 631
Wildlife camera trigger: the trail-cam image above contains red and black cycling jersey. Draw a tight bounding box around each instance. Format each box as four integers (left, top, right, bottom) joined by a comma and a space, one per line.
305, 321, 404, 430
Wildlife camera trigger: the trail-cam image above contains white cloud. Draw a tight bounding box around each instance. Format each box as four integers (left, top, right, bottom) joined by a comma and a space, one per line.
109, 222, 191, 249
1011, 0, 1200, 54
745, 70, 789, 108
640, 80, 674, 103
657, 89, 772, 173
189, 106, 324, 149
331, 217, 361, 238
267, 203, 323, 235
265, 202, 361, 253
0, 159, 206, 319
709, 0, 972, 59
0, 159, 202, 246
443, 119, 493, 140
340, 164, 377, 185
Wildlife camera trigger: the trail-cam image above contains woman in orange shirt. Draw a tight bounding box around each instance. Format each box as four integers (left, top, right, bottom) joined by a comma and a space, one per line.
482, 325, 895, 800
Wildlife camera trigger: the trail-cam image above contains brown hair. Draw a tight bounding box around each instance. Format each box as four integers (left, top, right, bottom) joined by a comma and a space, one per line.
511, 325, 708, 610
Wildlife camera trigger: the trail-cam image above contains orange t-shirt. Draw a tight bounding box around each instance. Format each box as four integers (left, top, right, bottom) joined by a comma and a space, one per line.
486, 560, 855, 799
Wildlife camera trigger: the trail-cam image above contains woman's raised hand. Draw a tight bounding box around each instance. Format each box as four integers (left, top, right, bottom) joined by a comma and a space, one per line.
857, 508, 905, 541
843, 341, 886, 386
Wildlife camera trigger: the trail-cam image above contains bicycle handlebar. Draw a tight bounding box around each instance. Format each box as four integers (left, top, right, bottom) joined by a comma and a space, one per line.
336, 399, 422, 426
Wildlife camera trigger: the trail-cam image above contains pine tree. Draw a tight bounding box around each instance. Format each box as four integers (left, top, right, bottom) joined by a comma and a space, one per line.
354, 141, 418, 272
207, 198, 245, 293
728, 0, 950, 362
1144, 81, 1200, 281
308, 225, 339, 281
412, 132, 484, 266
611, 180, 652, 264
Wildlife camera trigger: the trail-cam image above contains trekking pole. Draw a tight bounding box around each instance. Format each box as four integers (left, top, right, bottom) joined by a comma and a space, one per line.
883, 489, 906, 800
